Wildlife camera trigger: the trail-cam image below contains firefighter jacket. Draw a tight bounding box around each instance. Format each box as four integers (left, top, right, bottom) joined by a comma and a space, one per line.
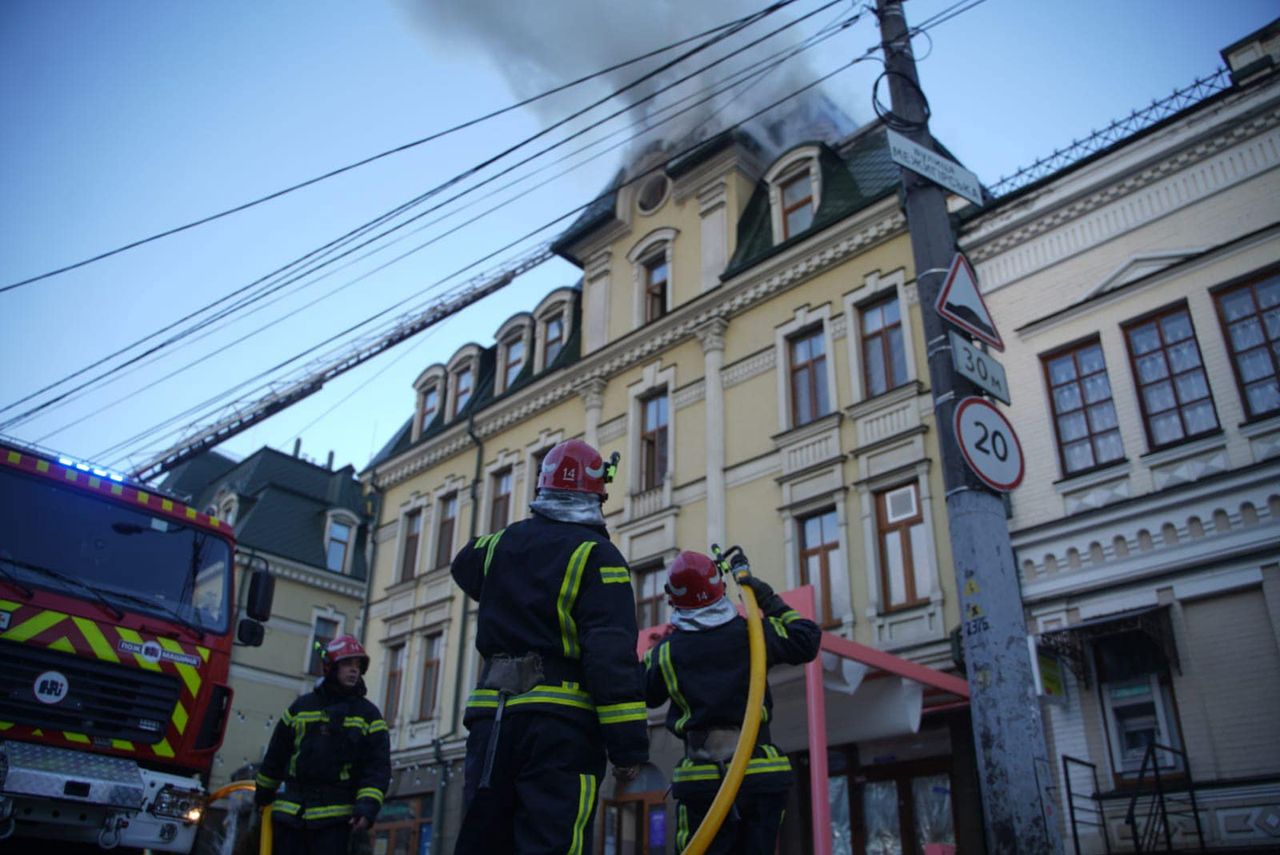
254, 677, 391, 827
452, 511, 649, 768
643, 596, 820, 797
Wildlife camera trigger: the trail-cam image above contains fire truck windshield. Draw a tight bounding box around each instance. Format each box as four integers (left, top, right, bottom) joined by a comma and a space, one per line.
0, 465, 231, 633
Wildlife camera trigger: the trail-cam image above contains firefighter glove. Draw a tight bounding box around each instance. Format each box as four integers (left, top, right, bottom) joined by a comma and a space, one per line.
353, 798, 379, 827
740, 575, 786, 616
253, 786, 276, 809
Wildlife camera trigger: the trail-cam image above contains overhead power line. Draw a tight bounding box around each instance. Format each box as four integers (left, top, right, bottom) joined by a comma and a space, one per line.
1, 0, 825, 428
0, 6, 772, 295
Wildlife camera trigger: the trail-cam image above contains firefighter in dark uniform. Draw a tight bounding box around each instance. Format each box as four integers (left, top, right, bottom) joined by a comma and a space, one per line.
452, 438, 649, 854
254, 635, 391, 855
645, 550, 820, 854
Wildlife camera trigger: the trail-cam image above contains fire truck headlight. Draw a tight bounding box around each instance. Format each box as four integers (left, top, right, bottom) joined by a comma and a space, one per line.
151, 784, 205, 823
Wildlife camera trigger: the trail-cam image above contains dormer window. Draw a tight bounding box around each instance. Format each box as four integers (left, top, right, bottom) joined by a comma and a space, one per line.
452, 366, 473, 416
324, 511, 359, 574
781, 171, 815, 239
544, 315, 564, 366
412, 364, 446, 441
644, 255, 669, 323
503, 337, 524, 388
765, 147, 823, 245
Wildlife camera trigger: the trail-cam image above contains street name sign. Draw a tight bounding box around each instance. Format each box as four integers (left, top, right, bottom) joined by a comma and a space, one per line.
935, 252, 1004, 351
886, 128, 983, 206
949, 331, 1010, 405
953, 396, 1024, 492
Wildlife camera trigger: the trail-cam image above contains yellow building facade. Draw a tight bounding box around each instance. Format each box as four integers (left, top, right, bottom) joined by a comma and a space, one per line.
362, 124, 976, 853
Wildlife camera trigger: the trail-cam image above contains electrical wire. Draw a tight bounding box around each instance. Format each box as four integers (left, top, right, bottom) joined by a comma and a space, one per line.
30, 12, 864, 443
0, 7, 771, 295
1, 0, 837, 429
0, 0, 814, 423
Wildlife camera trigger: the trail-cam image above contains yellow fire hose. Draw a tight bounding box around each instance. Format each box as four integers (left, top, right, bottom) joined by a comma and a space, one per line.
682, 547, 768, 855
205, 779, 272, 855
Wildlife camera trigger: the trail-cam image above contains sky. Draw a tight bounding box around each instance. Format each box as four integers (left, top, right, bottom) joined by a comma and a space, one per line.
1, 0, 1275, 480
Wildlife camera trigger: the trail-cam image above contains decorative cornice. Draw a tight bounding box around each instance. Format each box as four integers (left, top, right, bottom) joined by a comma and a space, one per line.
723, 346, 776, 389
373, 201, 905, 491
964, 105, 1280, 292
673, 379, 706, 409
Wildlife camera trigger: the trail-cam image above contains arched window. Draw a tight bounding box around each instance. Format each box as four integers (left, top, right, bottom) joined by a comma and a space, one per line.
765, 146, 823, 245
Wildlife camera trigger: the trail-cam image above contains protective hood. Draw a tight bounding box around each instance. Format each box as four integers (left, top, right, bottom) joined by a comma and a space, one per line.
670, 596, 738, 632
530, 487, 606, 527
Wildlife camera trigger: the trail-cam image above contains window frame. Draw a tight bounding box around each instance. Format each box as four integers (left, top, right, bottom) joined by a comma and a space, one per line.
489, 468, 513, 531
639, 390, 669, 492
416, 632, 443, 721
1122, 302, 1219, 451
874, 483, 929, 612
451, 365, 474, 418
643, 254, 669, 324
307, 614, 341, 677
411, 364, 446, 441
1213, 269, 1280, 421
780, 170, 815, 240
323, 510, 358, 575
789, 325, 831, 428
399, 508, 422, 584
765, 148, 822, 246
1041, 336, 1126, 477
627, 228, 677, 331
434, 493, 457, 569
860, 293, 908, 398
798, 506, 842, 628
384, 644, 405, 723
632, 560, 668, 630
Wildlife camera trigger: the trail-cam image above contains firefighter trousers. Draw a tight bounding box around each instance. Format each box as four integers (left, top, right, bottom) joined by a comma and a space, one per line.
270, 818, 355, 855
456, 713, 607, 854
673, 789, 787, 855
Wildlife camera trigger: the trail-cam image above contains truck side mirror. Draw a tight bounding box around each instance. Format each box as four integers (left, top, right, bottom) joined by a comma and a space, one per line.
246, 568, 274, 622
237, 618, 265, 646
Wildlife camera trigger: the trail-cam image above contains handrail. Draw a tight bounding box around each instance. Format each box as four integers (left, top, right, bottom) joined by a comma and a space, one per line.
1062, 755, 1111, 855
1123, 743, 1203, 852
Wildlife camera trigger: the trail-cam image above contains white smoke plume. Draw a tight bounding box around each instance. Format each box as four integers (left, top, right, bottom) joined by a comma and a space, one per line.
399, 0, 860, 168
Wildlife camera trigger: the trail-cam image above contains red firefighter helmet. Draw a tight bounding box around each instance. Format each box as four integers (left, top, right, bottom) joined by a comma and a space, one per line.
664, 551, 726, 609
537, 439, 609, 497
322, 634, 369, 674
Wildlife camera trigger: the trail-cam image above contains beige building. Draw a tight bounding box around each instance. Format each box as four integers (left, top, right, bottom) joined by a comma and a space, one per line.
163, 445, 372, 791
963, 22, 1280, 852
361, 115, 984, 853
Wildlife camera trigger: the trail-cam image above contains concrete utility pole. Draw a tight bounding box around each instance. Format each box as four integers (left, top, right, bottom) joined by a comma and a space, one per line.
873, 1, 1064, 852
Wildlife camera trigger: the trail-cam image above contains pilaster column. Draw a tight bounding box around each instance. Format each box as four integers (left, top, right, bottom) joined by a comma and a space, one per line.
696, 317, 729, 547
577, 377, 607, 449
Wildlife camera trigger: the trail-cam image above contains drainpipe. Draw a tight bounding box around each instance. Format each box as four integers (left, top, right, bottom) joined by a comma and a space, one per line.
357, 487, 380, 645
430, 414, 484, 848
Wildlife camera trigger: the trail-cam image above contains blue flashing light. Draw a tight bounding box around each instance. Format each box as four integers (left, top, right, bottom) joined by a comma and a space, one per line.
58, 456, 74, 466
75, 463, 91, 472
92, 467, 108, 477
108, 472, 125, 482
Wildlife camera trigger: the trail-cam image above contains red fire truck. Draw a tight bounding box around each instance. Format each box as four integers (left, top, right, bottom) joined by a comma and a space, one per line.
0, 438, 273, 852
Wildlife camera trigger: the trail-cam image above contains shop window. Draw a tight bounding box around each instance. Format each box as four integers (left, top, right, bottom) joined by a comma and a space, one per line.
1123, 304, 1218, 449
789, 327, 830, 427
307, 615, 340, 677
1214, 271, 1280, 419
490, 469, 512, 531
417, 632, 442, 721
799, 507, 843, 628
875, 483, 929, 611
385, 644, 405, 723
1043, 338, 1124, 475
861, 295, 907, 397
434, 494, 457, 569
373, 795, 434, 855
400, 508, 422, 584
640, 392, 669, 491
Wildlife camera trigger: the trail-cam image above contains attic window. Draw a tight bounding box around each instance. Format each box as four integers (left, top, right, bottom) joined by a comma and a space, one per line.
765, 147, 823, 246
544, 313, 565, 367
637, 174, 669, 214
781, 171, 814, 238
422, 386, 440, 429
452, 366, 473, 417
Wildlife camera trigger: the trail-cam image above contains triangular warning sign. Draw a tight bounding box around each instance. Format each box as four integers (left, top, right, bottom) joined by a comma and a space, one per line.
935, 252, 1004, 351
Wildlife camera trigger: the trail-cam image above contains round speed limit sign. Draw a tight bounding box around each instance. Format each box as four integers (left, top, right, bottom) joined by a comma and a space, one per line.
953, 396, 1024, 492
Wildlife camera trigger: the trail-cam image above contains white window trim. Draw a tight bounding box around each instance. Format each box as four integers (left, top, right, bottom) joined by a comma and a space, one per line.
765, 146, 822, 245
392, 495, 429, 587
533, 288, 577, 373
781, 492, 853, 634
494, 314, 533, 395
627, 228, 678, 331
304, 607, 345, 676
412, 626, 448, 722
626, 360, 677, 521
774, 303, 839, 433
844, 268, 919, 403
857, 463, 942, 619
382, 641, 407, 727
482, 449, 522, 532
524, 429, 565, 503
424, 477, 466, 572
411, 364, 446, 442
446, 346, 482, 420
323, 509, 360, 575
212, 488, 238, 526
